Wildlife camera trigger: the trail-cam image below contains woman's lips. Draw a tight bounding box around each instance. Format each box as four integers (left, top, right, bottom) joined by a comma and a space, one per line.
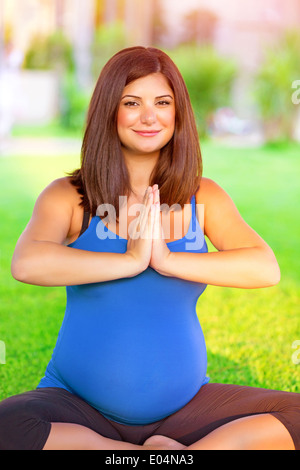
133, 130, 161, 137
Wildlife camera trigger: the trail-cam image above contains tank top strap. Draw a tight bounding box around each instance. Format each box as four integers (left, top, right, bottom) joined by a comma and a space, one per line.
190, 194, 197, 232
79, 211, 90, 236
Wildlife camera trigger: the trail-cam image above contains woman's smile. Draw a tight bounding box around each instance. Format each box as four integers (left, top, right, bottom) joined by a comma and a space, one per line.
132, 129, 162, 137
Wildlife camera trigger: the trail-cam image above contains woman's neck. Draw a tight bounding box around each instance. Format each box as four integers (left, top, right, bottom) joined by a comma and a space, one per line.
123, 149, 160, 198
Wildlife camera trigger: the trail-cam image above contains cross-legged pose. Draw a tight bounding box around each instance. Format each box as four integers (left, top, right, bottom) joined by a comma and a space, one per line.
0, 47, 299, 450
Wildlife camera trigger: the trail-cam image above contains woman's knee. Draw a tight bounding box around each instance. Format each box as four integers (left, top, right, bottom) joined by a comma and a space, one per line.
0, 392, 51, 450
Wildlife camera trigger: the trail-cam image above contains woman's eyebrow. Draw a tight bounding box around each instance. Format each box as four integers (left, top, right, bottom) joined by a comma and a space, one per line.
156, 94, 174, 99
121, 94, 174, 100
121, 94, 141, 99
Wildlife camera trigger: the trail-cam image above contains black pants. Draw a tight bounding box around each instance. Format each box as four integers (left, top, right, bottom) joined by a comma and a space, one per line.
0, 383, 299, 450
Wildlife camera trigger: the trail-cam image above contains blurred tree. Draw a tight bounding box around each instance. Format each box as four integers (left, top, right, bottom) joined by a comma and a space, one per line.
168, 45, 237, 137
91, 21, 126, 79
59, 72, 90, 132
91, 0, 166, 79
253, 29, 300, 142
94, 0, 166, 49
23, 31, 75, 74
62, 0, 94, 132
72, 0, 94, 90
182, 8, 218, 46
152, 0, 167, 46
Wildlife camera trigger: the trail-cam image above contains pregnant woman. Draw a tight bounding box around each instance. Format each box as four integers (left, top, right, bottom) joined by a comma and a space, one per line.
0, 47, 299, 450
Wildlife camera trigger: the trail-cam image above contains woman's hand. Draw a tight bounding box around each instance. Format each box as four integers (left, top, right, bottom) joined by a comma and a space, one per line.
125, 187, 155, 273
149, 185, 172, 275
126, 184, 172, 276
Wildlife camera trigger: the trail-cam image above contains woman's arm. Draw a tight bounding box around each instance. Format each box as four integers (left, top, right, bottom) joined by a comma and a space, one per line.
11, 178, 150, 287
151, 179, 280, 288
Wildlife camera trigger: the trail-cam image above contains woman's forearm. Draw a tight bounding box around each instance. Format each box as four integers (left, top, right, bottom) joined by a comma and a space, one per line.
160, 247, 281, 289
11, 241, 139, 287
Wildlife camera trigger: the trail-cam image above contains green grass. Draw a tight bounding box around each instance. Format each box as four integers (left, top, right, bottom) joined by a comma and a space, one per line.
12, 119, 84, 139
0, 140, 299, 400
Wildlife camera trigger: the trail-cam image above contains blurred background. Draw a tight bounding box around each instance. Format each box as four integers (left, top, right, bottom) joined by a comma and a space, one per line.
1, 0, 300, 148
0, 0, 299, 397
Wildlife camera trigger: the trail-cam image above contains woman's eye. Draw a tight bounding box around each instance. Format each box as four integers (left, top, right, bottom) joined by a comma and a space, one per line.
123, 100, 171, 107
124, 101, 138, 107
156, 100, 171, 106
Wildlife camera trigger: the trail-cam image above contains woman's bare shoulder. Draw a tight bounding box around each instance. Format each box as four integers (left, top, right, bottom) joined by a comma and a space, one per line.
37, 176, 81, 207
196, 177, 227, 203
43, 176, 79, 195
23, 176, 84, 245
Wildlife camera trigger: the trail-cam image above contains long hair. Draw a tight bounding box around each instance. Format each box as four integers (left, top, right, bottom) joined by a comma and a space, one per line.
70, 46, 203, 217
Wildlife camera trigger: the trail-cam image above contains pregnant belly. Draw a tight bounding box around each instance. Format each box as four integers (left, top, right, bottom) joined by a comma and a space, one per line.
53, 309, 208, 424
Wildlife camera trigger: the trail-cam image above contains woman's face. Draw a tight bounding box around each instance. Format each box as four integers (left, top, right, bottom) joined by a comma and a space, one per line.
117, 73, 175, 159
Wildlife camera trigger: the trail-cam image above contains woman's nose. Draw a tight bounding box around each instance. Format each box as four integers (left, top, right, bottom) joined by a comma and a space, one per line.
140, 107, 156, 125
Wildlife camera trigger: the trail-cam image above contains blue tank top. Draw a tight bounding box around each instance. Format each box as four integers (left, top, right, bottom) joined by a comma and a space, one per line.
37, 195, 209, 425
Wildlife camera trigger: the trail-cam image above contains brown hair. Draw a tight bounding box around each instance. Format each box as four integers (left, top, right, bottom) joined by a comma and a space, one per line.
70, 46, 203, 217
